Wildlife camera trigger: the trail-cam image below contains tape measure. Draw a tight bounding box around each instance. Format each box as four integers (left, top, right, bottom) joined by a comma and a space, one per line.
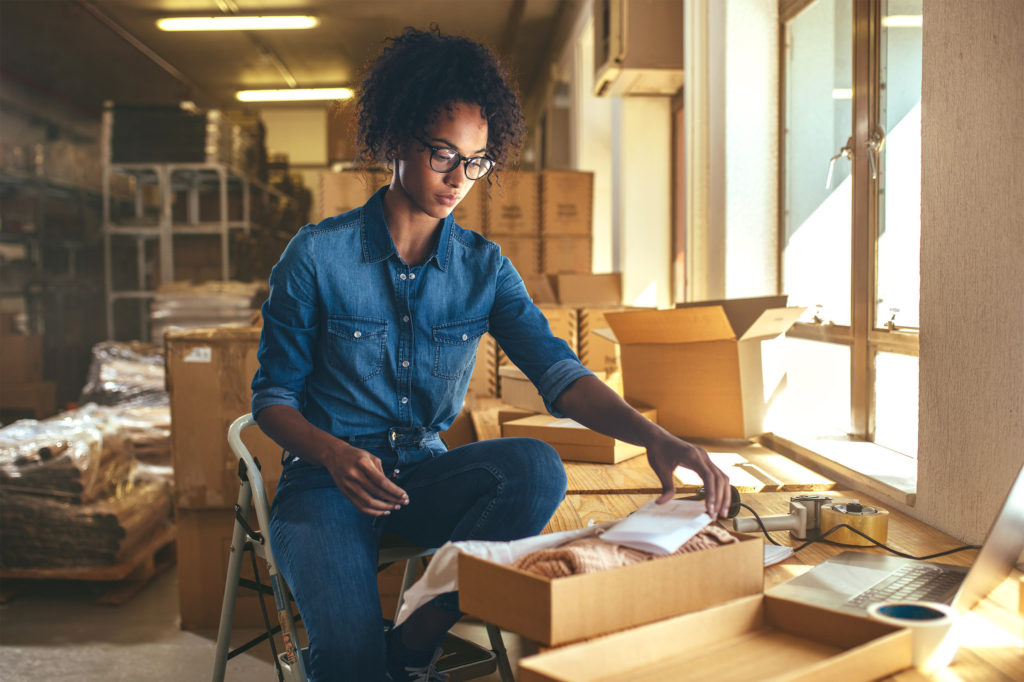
820, 502, 889, 546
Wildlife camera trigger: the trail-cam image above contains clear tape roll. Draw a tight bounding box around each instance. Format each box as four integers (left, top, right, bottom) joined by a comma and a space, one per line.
820, 503, 889, 545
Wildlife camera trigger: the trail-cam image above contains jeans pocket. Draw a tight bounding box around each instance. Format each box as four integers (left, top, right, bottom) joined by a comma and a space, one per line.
431, 316, 488, 380
326, 315, 387, 381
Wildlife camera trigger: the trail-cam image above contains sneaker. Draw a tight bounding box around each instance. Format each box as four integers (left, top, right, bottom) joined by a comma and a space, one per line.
386, 645, 448, 682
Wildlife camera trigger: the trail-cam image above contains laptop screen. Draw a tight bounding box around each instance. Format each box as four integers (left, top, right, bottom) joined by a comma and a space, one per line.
952, 462, 1024, 611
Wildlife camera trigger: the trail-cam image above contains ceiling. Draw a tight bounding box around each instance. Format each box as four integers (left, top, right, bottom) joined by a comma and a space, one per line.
0, 0, 583, 125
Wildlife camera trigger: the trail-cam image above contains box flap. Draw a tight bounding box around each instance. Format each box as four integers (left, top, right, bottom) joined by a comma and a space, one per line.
498, 364, 528, 379
738, 306, 805, 341
552, 273, 622, 307
604, 308, 737, 344
676, 295, 788, 337
523, 275, 558, 304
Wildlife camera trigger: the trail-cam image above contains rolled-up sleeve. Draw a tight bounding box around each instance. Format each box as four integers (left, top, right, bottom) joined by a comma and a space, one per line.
488, 256, 595, 417
251, 227, 320, 418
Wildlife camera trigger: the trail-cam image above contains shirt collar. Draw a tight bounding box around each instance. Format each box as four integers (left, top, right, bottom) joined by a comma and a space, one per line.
361, 185, 452, 272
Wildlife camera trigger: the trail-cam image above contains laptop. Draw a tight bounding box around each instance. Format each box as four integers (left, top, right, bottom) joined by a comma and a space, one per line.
767, 462, 1024, 615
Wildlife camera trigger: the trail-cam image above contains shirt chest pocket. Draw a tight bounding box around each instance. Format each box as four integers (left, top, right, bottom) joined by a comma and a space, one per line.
326, 315, 388, 381
431, 317, 489, 380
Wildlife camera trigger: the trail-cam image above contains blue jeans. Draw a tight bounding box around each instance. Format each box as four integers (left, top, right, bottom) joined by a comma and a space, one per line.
268, 429, 567, 682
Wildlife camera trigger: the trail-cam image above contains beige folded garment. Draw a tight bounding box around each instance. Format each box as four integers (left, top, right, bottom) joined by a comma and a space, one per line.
511, 524, 737, 578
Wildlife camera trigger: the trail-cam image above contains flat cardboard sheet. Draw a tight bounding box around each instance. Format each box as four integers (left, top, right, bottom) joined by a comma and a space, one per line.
518, 594, 912, 682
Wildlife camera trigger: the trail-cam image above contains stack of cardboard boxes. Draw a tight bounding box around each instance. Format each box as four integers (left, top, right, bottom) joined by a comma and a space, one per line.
0, 312, 56, 420
165, 326, 285, 630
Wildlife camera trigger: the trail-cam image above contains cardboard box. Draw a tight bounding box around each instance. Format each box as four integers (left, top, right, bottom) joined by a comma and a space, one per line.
604, 296, 804, 439
501, 408, 656, 463
453, 186, 487, 232
459, 530, 763, 647
489, 235, 541, 275
540, 170, 593, 236
578, 306, 630, 377
517, 594, 912, 681
0, 380, 56, 419
165, 327, 284, 509
176, 507, 276, 630
486, 171, 539, 236
498, 364, 546, 414
440, 408, 476, 450
0, 333, 43, 383
318, 170, 388, 221
541, 236, 591, 274
525, 273, 622, 308
177, 508, 412, 629
466, 333, 497, 399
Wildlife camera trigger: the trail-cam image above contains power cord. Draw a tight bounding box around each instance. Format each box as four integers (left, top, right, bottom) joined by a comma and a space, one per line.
737, 502, 980, 560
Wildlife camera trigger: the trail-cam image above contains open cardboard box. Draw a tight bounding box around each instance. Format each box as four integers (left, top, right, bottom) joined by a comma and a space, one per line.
603, 296, 804, 439
517, 594, 912, 681
525, 273, 622, 308
459, 530, 762, 647
501, 408, 656, 464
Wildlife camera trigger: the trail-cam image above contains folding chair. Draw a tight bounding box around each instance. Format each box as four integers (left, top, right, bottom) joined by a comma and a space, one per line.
211, 413, 514, 682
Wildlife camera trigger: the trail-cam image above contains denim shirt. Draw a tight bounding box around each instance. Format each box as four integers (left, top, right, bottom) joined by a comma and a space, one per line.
251, 185, 594, 439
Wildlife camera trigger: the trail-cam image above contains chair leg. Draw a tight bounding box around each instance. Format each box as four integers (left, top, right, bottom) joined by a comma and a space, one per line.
394, 557, 421, 623
212, 484, 253, 682
486, 623, 515, 682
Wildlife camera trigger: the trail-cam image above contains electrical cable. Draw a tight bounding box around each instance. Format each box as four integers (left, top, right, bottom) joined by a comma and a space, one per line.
736, 503, 980, 560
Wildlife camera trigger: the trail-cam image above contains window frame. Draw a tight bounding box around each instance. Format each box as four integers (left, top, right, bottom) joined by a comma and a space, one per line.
778, 0, 920, 445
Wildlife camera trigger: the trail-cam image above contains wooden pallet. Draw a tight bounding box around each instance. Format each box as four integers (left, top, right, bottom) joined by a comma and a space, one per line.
0, 521, 177, 605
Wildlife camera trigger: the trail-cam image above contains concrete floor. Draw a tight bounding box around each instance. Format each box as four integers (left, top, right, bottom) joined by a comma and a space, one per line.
0, 567, 524, 681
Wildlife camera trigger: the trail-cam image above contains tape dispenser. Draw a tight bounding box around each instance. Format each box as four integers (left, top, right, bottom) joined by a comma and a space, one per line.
732, 494, 889, 544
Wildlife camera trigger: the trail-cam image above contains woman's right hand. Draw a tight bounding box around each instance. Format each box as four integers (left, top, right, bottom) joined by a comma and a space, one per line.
325, 442, 410, 516
255, 405, 409, 516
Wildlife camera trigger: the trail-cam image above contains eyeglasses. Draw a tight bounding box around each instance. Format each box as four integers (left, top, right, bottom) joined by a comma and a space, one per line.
414, 136, 495, 180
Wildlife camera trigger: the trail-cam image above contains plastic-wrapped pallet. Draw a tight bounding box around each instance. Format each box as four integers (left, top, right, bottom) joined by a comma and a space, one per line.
148, 280, 264, 345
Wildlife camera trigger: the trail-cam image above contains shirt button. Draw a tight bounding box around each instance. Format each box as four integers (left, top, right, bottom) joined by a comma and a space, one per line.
402, 360, 410, 368
400, 273, 407, 280
409, 273, 416, 280
461, 334, 469, 341
353, 331, 362, 338
402, 315, 410, 322
400, 396, 409, 404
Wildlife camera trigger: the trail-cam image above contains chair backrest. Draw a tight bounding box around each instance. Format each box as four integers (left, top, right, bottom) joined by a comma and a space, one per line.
227, 413, 279, 571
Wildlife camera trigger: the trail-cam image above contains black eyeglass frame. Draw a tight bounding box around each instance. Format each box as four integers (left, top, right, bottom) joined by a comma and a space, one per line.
414, 136, 495, 180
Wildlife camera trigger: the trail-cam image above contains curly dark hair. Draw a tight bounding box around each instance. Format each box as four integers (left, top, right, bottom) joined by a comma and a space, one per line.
355, 26, 526, 183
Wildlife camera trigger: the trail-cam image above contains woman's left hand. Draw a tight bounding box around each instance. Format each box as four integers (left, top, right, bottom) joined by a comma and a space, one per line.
646, 434, 731, 518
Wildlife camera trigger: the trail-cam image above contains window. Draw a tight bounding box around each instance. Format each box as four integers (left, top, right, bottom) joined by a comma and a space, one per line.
772, 0, 921, 457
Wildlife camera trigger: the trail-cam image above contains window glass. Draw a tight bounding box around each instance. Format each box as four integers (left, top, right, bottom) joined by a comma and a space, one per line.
874, 351, 918, 456
783, 0, 853, 326
766, 337, 852, 437
876, 0, 923, 329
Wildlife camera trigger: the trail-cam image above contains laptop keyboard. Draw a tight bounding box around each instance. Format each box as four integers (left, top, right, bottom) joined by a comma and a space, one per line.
846, 563, 964, 608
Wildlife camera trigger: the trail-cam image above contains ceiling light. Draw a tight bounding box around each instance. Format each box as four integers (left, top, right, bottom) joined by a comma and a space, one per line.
882, 15, 923, 28
157, 16, 319, 31
236, 88, 354, 102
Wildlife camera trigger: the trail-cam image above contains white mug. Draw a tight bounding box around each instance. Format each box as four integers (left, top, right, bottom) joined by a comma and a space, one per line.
867, 601, 960, 672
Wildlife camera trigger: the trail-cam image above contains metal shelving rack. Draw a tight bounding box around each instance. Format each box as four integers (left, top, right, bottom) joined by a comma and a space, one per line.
100, 110, 287, 341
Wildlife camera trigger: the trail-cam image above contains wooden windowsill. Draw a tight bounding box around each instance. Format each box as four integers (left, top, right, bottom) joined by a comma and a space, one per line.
758, 432, 917, 506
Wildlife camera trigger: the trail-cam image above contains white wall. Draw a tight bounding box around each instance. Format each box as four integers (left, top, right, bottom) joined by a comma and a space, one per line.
685, 0, 778, 301
918, 0, 1024, 543
259, 106, 328, 217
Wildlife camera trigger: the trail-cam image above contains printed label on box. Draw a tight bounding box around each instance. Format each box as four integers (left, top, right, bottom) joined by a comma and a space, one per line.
184, 346, 213, 363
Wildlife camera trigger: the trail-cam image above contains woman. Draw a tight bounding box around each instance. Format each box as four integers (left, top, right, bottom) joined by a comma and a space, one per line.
252, 26, 730, 682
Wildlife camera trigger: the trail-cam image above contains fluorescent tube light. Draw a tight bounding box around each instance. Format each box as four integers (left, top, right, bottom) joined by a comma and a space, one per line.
882, 15, 923, 28
157, 16, 319, 31
236, 88, 354, 102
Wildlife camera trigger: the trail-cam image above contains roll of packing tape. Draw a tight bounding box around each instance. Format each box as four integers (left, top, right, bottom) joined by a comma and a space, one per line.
820, 502, 889, 545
